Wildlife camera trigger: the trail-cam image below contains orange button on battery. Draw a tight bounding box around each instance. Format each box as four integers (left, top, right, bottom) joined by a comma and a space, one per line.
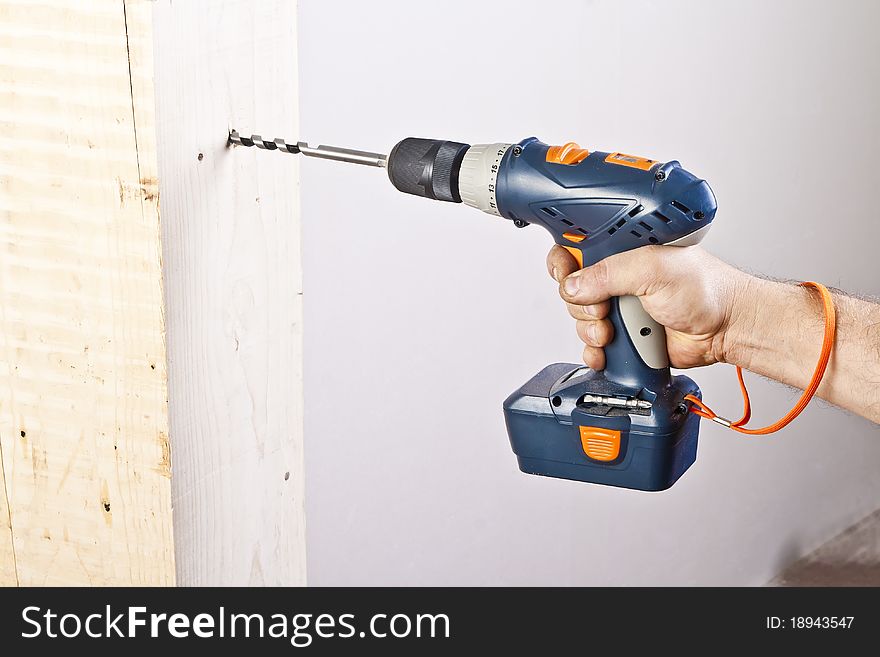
546, 142, 590, 165
579, 426, 621, 462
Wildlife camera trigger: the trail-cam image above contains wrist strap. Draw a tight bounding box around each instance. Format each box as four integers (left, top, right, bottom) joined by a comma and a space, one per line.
684, 281, 836, 435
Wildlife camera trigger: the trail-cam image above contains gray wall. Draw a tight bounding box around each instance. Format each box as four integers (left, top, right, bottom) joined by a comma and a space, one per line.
299, 0, 880, 585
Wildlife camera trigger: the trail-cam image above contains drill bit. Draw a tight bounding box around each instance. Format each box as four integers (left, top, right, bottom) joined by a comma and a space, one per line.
580, 394, 653, 410
228, 130, 387, 167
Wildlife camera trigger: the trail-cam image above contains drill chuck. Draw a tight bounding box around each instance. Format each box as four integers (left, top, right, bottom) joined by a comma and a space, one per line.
386, 138, 469, 203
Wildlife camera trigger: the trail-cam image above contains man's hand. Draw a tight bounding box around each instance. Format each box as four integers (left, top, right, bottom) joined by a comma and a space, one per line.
547, 244, 880, 423
546, 244, 751, 371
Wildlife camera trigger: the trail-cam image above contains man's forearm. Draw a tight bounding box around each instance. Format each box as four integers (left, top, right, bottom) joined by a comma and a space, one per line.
721, 276, 880, 423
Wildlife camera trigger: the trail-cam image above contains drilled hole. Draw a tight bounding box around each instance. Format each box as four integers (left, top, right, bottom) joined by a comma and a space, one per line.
640, 327, 652, 337
551, 395, 562, 407
648, 236, 659, 244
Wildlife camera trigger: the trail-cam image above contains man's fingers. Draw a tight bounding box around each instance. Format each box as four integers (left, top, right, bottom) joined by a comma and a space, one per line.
566, 301, 610, 321
546, 244, 580, 283
576, 319, 613, 347
560, 245, 667, 306
582, 344, 606, 371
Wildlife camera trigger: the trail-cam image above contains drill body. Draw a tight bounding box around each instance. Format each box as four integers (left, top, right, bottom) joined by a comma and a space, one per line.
386, 136, 717, 491
231, 128, 718, 490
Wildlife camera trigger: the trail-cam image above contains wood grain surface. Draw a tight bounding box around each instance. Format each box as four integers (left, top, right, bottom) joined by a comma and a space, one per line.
152, 0, 306, 585
0, 0, 174, 585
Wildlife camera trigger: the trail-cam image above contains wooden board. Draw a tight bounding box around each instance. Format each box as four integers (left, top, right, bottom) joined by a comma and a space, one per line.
152, 0, 306, 585
0, 456, 15, 585
0, 0, 174, 585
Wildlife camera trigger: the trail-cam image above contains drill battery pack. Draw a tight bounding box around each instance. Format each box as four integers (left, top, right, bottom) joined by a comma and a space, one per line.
503, 363, 701, 491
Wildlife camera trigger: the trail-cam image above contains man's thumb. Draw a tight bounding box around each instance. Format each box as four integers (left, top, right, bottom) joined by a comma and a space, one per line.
560, 246, 665, 305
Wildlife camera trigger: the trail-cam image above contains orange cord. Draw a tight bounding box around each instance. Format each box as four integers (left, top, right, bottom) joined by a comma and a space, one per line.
684, 281, 836, 435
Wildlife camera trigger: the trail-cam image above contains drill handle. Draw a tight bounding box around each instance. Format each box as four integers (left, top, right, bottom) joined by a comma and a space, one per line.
603, 295, 671, 389
563, 245, 671, 389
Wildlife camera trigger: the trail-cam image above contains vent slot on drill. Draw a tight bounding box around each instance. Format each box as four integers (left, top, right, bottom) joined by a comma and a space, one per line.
637, 221, 653, 232
630, 230, 642, 238
541, 210, 589, 236
628, 204, 644, 217
653, 211, 672, 224
670, 200, 691, 214
608, 217, 628, 236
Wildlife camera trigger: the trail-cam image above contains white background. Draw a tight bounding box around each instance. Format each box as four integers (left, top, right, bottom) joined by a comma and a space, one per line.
298, 0, 880, 585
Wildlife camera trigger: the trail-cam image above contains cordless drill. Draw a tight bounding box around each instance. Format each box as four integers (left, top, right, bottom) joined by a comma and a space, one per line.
230, 132, 717, 491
